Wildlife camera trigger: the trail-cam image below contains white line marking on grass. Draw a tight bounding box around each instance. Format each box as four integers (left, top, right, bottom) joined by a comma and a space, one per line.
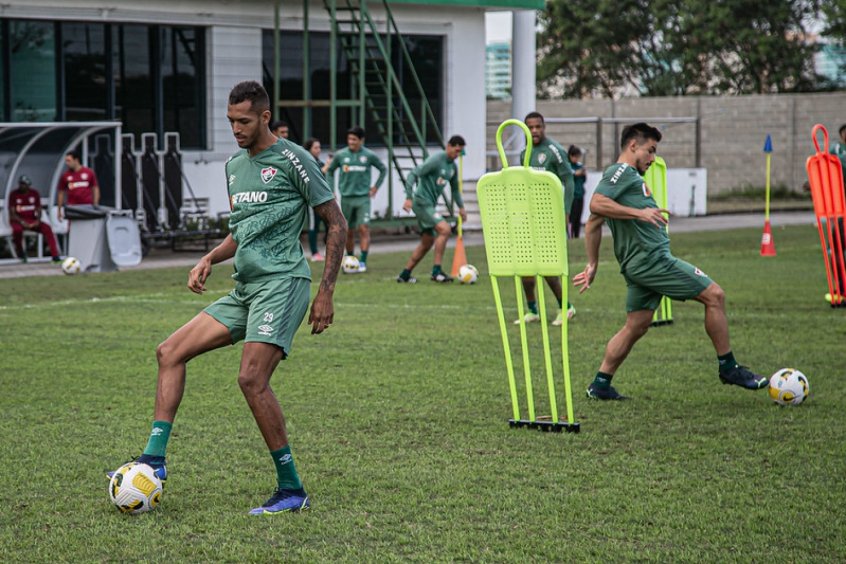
0, 292, 224, 311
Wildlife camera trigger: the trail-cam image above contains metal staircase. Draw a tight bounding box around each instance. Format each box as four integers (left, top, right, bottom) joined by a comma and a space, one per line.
323, 0, 445, 218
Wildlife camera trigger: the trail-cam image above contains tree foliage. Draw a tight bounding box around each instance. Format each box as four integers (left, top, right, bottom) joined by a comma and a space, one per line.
537, 0, 835, 98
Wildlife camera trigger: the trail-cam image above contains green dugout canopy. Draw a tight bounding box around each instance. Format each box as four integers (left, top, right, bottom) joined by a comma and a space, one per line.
387, 0, 543, 8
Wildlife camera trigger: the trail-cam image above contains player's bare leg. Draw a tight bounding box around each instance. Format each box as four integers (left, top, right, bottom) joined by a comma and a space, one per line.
359, 224, 370, 254
692, 282, 730, 354
106, 312, 232, 482
345, 228, 356, 255
241, 341, 311, 515
693, 282, 767, 390
154, 312, 233, 422
516, 276, 567, 324
428, 221, 454, 282
432, 221, 451, 266
586, 309, 653, 400
397, 233, 434, 283
403, 233, 434, 271
599, 309, 654, 375
237, 342, 287, 450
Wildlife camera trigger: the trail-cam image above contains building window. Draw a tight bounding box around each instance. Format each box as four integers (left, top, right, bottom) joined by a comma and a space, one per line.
63, 22, 107, 121
0, 18, 207, 149
262, 30, 443, 148
160, 26, 205, 149
113, 24, 155, 140
9, 19, 56, 122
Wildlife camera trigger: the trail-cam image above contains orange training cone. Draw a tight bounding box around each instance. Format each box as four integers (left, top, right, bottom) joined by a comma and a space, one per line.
451, 235, 467, 277
760, 220, 777, 256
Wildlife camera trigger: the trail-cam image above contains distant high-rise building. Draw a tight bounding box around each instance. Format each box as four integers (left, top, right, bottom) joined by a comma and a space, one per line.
816, 41, 846, 86
486, 42, 511, 100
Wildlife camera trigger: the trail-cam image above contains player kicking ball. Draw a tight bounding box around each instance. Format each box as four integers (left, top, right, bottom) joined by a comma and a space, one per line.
396, 136, 467, 283
109, 81, 347, 514
573, 122, 768, 400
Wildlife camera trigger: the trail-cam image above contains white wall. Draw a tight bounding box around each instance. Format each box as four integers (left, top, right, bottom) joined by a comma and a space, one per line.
580, 168, 708, 223
2, 0, 493, 218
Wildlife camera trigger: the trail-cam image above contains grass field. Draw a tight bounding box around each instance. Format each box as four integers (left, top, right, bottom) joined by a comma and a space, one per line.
1, 225, 844, 562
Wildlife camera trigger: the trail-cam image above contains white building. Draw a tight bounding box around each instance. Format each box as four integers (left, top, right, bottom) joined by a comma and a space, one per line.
0, 0, 542, 221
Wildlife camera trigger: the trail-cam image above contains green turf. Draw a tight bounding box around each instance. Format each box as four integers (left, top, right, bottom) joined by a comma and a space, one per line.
1, 225, 844, 562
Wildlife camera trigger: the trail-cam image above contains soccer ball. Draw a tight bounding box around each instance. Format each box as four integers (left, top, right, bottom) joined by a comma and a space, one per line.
342, 255, 360, 274
768, 368, 810, 406
61, 256, 81, 275
108, 462, 163, 514
457, 264, 479, 284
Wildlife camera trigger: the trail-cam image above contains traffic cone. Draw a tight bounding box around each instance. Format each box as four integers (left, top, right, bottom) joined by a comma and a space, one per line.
760, 220, 777, 256
451, 235, 467, 277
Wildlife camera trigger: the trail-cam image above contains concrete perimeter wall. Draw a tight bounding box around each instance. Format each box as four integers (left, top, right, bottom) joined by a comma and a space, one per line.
487, 92, 846, 196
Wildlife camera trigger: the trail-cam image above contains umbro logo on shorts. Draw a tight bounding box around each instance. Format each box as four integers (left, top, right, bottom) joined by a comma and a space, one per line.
258, 324, 274, 336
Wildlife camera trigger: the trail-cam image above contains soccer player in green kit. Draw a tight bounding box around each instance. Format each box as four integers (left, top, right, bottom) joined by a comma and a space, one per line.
573, 122, 768, 400
325, 126, 386, 273
514, 112, 576, 326
396, 135, 468, 283
110, 81, 348, 514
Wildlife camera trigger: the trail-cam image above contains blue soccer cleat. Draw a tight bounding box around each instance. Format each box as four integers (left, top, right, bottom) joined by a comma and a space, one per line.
107, 455, 167, 485
249, 488, 310, 515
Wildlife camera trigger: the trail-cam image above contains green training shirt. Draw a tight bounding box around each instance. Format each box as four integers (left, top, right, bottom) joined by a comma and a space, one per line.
225, 139, 335, 283
325, 146, 387, 197
404, 151, 463, 208
594, 162, 670, 273
520, 137, 575, 213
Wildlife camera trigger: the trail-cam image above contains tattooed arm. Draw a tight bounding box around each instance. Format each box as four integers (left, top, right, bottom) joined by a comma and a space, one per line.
308, 199, 348, 334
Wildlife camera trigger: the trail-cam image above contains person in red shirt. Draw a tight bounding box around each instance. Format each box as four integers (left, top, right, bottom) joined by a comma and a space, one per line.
57, 149, 100, 221
8, 175, 62, 263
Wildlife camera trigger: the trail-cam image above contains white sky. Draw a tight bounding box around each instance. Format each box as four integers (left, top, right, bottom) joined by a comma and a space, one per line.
485, 11, 513, 44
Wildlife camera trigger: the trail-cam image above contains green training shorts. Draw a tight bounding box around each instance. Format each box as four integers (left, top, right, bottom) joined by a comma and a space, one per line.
412, 200, 445, 236
341, 195, 371, 228
204, 276, 311, 356
623, 255, 713, 312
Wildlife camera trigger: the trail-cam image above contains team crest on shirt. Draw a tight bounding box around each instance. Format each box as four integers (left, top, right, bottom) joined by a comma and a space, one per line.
538, 153, 547, 165
81, 173, 88, 180
261, 167, 277, 184
642, 182, 652, 197
359, 155, 367, 163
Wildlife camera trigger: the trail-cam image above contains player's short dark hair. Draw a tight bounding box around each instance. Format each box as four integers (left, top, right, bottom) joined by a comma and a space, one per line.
66, 149, 81, 162
270, 120, 288, 131
524, 111, 545, 124
839, 124, 846, 136
447, 135, 466, 147
303, 137, 320, 152
347, 126, 366, 139
568, 145, 583, 157
228, 81, 270, 113
620, 122, 662, 150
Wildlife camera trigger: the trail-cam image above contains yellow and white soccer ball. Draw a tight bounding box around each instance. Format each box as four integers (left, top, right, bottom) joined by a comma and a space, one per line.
61, 256, 82, 275
342, 255, 360, 274
768, 368, 810, 406
457, 264, 479, 284
108, 462, 163, 514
